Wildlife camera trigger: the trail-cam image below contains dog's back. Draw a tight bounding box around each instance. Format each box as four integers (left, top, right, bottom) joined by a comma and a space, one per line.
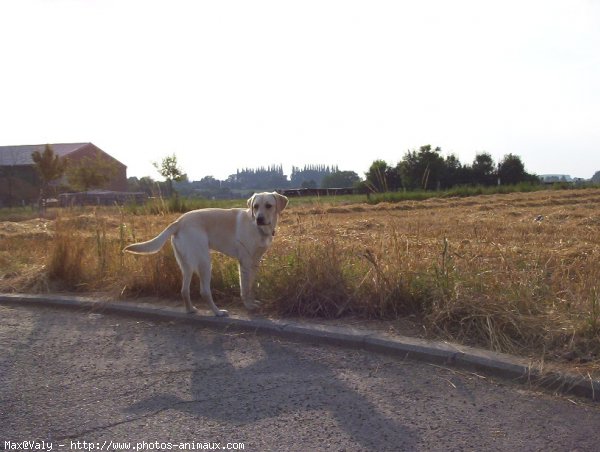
123, 208, 246, 256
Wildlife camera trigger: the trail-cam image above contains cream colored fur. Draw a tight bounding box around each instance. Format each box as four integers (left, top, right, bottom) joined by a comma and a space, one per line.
123, 192, 288, 316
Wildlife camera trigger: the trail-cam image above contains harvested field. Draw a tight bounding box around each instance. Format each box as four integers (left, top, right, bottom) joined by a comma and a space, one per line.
1, 189, 599, 374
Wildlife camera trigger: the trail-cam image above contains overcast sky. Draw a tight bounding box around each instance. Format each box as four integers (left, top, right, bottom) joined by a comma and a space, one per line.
1, 0, 599, 181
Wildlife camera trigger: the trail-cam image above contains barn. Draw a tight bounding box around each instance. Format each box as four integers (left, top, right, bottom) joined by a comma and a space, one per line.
0, 143, 127, 207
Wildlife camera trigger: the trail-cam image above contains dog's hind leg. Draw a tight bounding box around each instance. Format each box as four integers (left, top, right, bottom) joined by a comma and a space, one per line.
197, 256, 228, 317
173, 245, 197, 313
181, 266, 197, 313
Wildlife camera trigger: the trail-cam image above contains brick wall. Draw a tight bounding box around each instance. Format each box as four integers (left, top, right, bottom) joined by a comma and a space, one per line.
63, 144, 127, 191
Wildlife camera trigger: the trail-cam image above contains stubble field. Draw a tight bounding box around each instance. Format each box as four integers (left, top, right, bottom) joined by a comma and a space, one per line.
1, 188, 599, 374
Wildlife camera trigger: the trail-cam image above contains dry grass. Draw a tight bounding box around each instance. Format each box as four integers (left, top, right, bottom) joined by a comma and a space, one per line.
1, 189, 599, 373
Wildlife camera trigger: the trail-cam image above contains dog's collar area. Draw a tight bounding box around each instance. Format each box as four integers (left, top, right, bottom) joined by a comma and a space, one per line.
257, 225, 275, 237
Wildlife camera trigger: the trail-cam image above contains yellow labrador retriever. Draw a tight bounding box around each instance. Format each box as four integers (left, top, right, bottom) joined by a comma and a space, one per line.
123, 192, 288, 316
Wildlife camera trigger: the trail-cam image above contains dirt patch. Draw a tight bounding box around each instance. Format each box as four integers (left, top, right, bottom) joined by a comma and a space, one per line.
0, 220, 52, 238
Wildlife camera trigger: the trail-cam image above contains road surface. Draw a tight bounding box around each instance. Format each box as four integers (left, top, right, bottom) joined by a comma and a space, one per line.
1, 304, 599, 451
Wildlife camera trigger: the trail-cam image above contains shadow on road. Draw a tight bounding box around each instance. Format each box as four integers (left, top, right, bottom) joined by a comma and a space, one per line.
127, 328, 420, 450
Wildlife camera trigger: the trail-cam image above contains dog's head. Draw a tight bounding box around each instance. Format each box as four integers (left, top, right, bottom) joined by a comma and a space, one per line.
247, 191, 289, 234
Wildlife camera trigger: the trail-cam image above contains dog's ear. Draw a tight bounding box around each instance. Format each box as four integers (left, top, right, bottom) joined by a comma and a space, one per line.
247, 194, 257, 218
272, 192, 289, 213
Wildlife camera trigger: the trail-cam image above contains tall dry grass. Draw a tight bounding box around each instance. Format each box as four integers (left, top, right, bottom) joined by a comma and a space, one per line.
1, 189, 599, 368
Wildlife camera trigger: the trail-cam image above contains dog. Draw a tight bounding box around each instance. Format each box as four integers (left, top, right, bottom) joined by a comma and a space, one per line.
123, 192, 288, 316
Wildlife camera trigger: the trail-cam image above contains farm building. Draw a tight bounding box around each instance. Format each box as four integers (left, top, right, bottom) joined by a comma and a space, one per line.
540, 174, 574, 184
0, 143, 127, 207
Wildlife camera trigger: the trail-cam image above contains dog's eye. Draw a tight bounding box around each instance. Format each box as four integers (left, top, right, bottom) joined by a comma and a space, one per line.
253, 204, 259, 210
265, 204, 272, 209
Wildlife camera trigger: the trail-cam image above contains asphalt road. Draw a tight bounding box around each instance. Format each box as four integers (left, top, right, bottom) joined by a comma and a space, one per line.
1, 304, 599, 452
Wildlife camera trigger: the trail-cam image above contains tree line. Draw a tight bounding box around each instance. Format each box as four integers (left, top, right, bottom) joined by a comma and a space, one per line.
129, 146, 544, 198
128, 161, 361, 197
25, 144, 593, 208
363, 145, 538, 192
31, 144, 558, 200
213, 164, 347, 189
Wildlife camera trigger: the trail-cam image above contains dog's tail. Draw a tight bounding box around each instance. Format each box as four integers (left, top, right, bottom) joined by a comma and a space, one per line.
123, 221, 179, 255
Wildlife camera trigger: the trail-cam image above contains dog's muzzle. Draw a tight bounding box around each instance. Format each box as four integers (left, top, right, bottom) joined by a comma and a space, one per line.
256, 215, 268, 226
256, 216, 275, 236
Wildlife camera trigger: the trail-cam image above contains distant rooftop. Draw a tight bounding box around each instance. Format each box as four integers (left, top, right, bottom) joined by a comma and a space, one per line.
540, 174, 573, 182
0, 143, 91, 166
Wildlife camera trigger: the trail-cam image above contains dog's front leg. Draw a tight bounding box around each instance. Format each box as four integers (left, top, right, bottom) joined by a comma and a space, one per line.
239, 259, 261, 311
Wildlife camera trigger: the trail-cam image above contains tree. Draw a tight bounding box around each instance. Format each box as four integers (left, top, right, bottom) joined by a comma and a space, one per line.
365, 160, 400, 192
67, 151, 118, 191
153, 154, 187, 197
225, 165, 288, 190
321, 170, 361, 188
290, 164, 335, 188
31, 144, 67, 207
497, 154, 532, 185
198, 176, 221, 190
591, 171, 600, 184
398, 145, 445, 190
471, 153, 496, 186
441, 154, 465, 188
128, 176, 164, 195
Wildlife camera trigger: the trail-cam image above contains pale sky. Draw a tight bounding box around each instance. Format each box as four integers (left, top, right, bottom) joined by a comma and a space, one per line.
1, 0, 599, 181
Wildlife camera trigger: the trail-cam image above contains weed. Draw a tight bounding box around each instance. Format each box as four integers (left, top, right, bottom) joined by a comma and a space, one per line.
47, 220, 89, 290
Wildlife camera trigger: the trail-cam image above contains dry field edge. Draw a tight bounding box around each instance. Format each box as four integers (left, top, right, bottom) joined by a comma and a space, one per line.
1, 189, 599, 377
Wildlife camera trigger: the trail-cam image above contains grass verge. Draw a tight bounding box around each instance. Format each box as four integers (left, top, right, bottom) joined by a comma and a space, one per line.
1, 188, 599, 374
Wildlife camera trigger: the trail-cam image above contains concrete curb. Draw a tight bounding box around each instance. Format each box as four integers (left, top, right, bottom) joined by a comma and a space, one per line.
1, 292, 598, 402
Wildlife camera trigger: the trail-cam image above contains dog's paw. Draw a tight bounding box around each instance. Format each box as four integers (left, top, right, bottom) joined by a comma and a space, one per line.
215, 309, 229, 317
186, 306, 199, 314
